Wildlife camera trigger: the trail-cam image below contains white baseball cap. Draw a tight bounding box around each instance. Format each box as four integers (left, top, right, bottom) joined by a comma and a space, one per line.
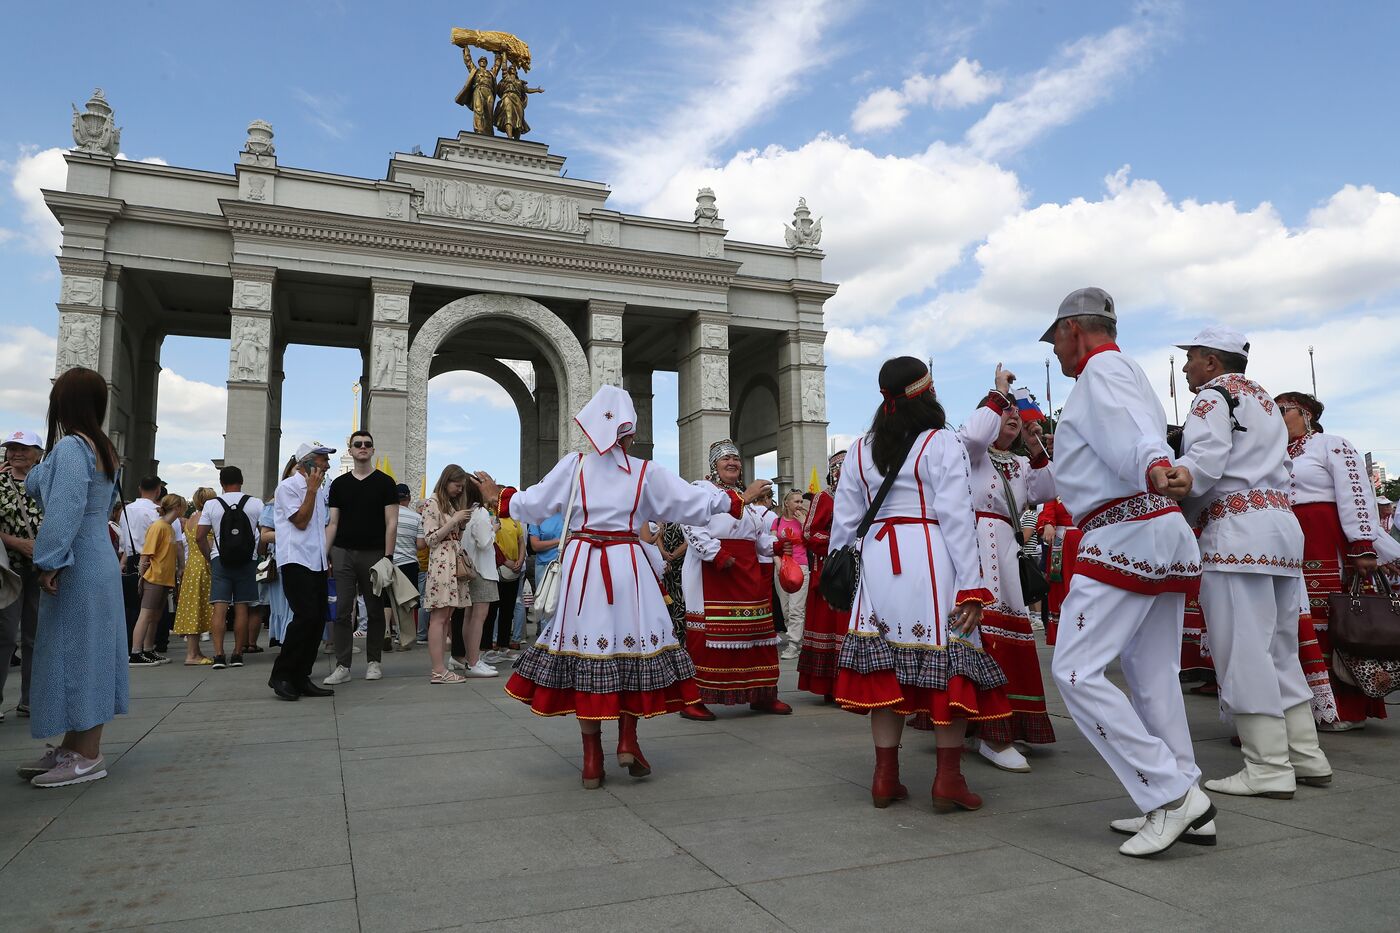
2, 430, 42, 449
294, 441, 336, 460
1176, 325, 1250, 359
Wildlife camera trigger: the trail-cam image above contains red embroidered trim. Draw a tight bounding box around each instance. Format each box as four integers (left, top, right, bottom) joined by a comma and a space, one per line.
1028, 451, 1050, 469
1200, 551, 1304, 570
1346, 540, 1378, 559
1196, 488, 1294, 529
1075, 561, 1201, 598
956, 588, 994, 606
1287, 431, 1316, 461
1145, 458, 1171, 493
1077, 492, 1180, 532
981, 391, 1009, 415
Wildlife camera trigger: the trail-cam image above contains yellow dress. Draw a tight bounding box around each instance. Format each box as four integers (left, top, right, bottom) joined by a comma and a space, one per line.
173, 514, 212, 635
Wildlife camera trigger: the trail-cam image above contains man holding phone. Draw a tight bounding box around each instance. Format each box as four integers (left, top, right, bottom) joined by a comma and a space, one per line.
267, 441, 337, 701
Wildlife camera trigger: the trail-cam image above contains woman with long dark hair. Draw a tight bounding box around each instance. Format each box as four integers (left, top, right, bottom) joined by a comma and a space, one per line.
16, 367, 127, 787
1277, 391, 1400, 730
831, 357, 1008, 813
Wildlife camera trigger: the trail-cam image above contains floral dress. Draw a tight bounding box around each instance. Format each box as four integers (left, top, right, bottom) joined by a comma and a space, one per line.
173, 514, 212, 635
421, 497, 470, 610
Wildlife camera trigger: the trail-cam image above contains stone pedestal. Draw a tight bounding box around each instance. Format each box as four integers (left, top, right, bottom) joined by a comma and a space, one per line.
678, 312, 731, 479
366, 278, 412, 481
222, 266, 277, 499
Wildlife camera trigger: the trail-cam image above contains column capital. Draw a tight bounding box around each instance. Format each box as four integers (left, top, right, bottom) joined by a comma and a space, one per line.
228, 263, 277, 285
587, 298, 626, 316
370, 277, 414, 297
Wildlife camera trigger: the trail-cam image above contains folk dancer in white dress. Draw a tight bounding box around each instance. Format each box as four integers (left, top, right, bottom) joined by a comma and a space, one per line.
831, 357, 1008, 813
1175, 326, 1331, 799
955, 363, 1057, 772
679, 440, 791, 720
1042, 288, 1214, 857
1276, 391, 1400, 729
478, 386, 769, 788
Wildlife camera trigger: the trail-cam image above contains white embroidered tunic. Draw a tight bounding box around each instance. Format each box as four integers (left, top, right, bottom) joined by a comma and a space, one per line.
1055, 345, 1201, 594
1286, 432, 1400, 569
1178, 374, 1303, 574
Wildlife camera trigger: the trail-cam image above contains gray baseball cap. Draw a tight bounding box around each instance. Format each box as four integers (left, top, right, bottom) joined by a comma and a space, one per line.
1039, 287, 1116, 343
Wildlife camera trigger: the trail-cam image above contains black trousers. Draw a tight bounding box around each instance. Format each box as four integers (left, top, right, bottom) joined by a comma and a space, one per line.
272, 563, 328, 684
481, 575, 520, 649
122, 557, 141, 651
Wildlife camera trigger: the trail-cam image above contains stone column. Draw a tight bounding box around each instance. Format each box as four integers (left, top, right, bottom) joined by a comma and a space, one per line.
623, 370, 654, 461
127, 330, 164, 489
586, 299, 625, 394
536, 381, 560, 471
366, 279, 412, 481
54, 258, 108, 378
263, 340, 286, 492
678, 312, 731, 479
777, 331, 829, 494
223, 265, 277, 499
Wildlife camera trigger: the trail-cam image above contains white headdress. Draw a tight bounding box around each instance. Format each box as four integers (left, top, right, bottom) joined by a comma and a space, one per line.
574, 385, 638, 471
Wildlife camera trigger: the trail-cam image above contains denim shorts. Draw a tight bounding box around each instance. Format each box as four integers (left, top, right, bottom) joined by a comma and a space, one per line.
210, 555, 259, 605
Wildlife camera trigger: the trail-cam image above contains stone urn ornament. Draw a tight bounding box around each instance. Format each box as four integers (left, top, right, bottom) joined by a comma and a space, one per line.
71, 88, 121, 156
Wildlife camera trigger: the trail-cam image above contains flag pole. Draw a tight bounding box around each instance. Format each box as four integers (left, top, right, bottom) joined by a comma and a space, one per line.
1169, 355, 1179, 423
1308, 345, 1317, 397
1043, 358, 1052, 427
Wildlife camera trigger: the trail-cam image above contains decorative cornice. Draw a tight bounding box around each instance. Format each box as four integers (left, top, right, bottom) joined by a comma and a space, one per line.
220, 200, 742, 291
370, 277, 414, 297
228, 263, 277, 284
121, 204, 231, 231
730, 275, 840, 300
56, 257, 109, 277
43, 190, 123, 225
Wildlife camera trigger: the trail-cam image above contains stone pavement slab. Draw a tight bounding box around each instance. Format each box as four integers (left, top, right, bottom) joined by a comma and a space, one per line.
1, 641, 1397, 932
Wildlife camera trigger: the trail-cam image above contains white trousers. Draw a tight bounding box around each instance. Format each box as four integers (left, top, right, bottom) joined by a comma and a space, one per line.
775, 564, 809, 645
1051, 577, 1200, 812
1197, 572, 1312, 717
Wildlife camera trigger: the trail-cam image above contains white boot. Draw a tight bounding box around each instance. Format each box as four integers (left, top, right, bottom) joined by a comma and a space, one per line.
1283, 701, 1332, 787
1204, 713, 1296, 799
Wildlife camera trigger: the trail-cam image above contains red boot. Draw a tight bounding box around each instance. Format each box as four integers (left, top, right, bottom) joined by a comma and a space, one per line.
750, 698, 794, 715
871, 745, 909, 808
932, 746, 981, 812
680, 703, 716, 722
581, 731, 605, 790
617, 715, 652, 777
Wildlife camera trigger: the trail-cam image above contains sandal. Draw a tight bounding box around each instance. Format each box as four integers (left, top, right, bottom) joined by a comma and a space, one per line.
184, 657, 214, 666
430, 670, 466, 684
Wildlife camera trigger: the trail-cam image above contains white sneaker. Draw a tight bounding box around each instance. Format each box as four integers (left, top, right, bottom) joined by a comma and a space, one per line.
447, 657, 467, 673
978, 740, 1031, 773
464, 660, 498, 678
779, 644, 801, 661
1119, 785, 1217, 857
323, 665, 351, 686
1110, 815, 1217, 846
365, 661, 383, 681
481, 650, 503, 665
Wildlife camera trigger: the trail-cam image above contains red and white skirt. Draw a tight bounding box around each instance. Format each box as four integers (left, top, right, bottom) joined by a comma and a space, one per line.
1296, 502, 1387, 723
796, 556, 849, 697
684, 539, 780, 705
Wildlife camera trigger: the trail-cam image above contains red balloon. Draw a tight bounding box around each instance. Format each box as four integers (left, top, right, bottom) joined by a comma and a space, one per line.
778, 555, 804, 594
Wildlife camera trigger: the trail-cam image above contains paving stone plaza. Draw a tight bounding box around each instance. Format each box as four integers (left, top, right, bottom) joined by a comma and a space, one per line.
2, 644, 1396, 932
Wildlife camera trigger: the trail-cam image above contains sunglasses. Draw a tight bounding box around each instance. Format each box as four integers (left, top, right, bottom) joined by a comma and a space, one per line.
1277, 405, 1299, 414
350, 440, 374, 449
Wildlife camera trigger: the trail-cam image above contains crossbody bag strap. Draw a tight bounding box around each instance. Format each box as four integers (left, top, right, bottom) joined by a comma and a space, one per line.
993, 459, 1027, 546
558, 453, 583, 553
855, 435, 919, 540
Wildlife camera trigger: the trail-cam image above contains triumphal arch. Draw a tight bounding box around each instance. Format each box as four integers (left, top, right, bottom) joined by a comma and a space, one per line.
48, 85, 837, 497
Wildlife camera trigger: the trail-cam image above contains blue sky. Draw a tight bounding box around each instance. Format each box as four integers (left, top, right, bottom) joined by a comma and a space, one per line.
4, 0, 1400, 492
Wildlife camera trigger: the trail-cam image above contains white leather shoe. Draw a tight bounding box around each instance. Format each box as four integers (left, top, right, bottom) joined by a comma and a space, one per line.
323, 665, 351, 686
365, 661, 383, 681
464, 660, 498, 678
1119, 785, 1217, 858
1110, 816, 1217, 846
978, 740, 1031, 773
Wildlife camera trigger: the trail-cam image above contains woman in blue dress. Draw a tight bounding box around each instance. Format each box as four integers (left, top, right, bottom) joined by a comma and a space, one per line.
16, 367, 128, 788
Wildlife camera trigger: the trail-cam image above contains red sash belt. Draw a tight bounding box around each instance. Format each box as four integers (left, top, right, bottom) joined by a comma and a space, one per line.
569, 529, 640, 607
873, 517, 940, 575
1076, 492, 1181, 533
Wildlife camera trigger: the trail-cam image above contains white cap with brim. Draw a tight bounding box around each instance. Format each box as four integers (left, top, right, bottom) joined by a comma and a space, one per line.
1040, 287, 1116, 343
1175, 325, 1250, 359
295, 441, 336, 460
2, 430, 42, 449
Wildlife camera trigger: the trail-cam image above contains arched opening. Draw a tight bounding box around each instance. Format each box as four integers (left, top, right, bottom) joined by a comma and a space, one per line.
406, 294, 589, 494
426, 353, 534, 493
732, 374, 780, 484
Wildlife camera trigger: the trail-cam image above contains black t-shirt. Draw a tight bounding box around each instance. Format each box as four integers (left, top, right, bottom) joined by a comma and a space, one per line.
328, 469, 398, 552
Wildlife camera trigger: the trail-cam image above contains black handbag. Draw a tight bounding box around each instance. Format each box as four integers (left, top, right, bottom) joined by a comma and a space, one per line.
1328, 573, 1400, 661
993, 459, 1049, 607
819, 439, 913, 612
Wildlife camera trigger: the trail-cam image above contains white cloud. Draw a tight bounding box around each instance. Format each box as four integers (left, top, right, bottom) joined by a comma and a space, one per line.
643, 134, 1023, 348
153, 370, 227, 467
0, 325, 57, 427
964, 14, 1168, 161
852, 58, 1003, 133
428, 371, 516, 409
6, 146, 67, 254
159, 461, 220, 495
597, 0, 843, 207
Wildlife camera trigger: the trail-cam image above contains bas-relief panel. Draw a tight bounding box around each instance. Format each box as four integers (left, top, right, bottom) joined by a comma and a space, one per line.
233, 280, 272, 312
55, 312, 101, 373
800, 342, 824, 366
59, 275, 103, 308
590, 313, 622, 342
374, 293, 409, 323
590, 345, 622, 390
419, 178, 589, 235
701, 354, 728, 410
800, 369, 826, 421
372, 328, 408, 391
228, 316, 270, 382
700, 323, 728, 350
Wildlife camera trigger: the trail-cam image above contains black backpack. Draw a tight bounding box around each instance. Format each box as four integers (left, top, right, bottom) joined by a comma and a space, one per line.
217, 495, 256, 567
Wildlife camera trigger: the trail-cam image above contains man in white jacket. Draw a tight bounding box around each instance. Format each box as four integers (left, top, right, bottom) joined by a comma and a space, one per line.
1175, 326, 1331, 798
1043, 288, 1214, 858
